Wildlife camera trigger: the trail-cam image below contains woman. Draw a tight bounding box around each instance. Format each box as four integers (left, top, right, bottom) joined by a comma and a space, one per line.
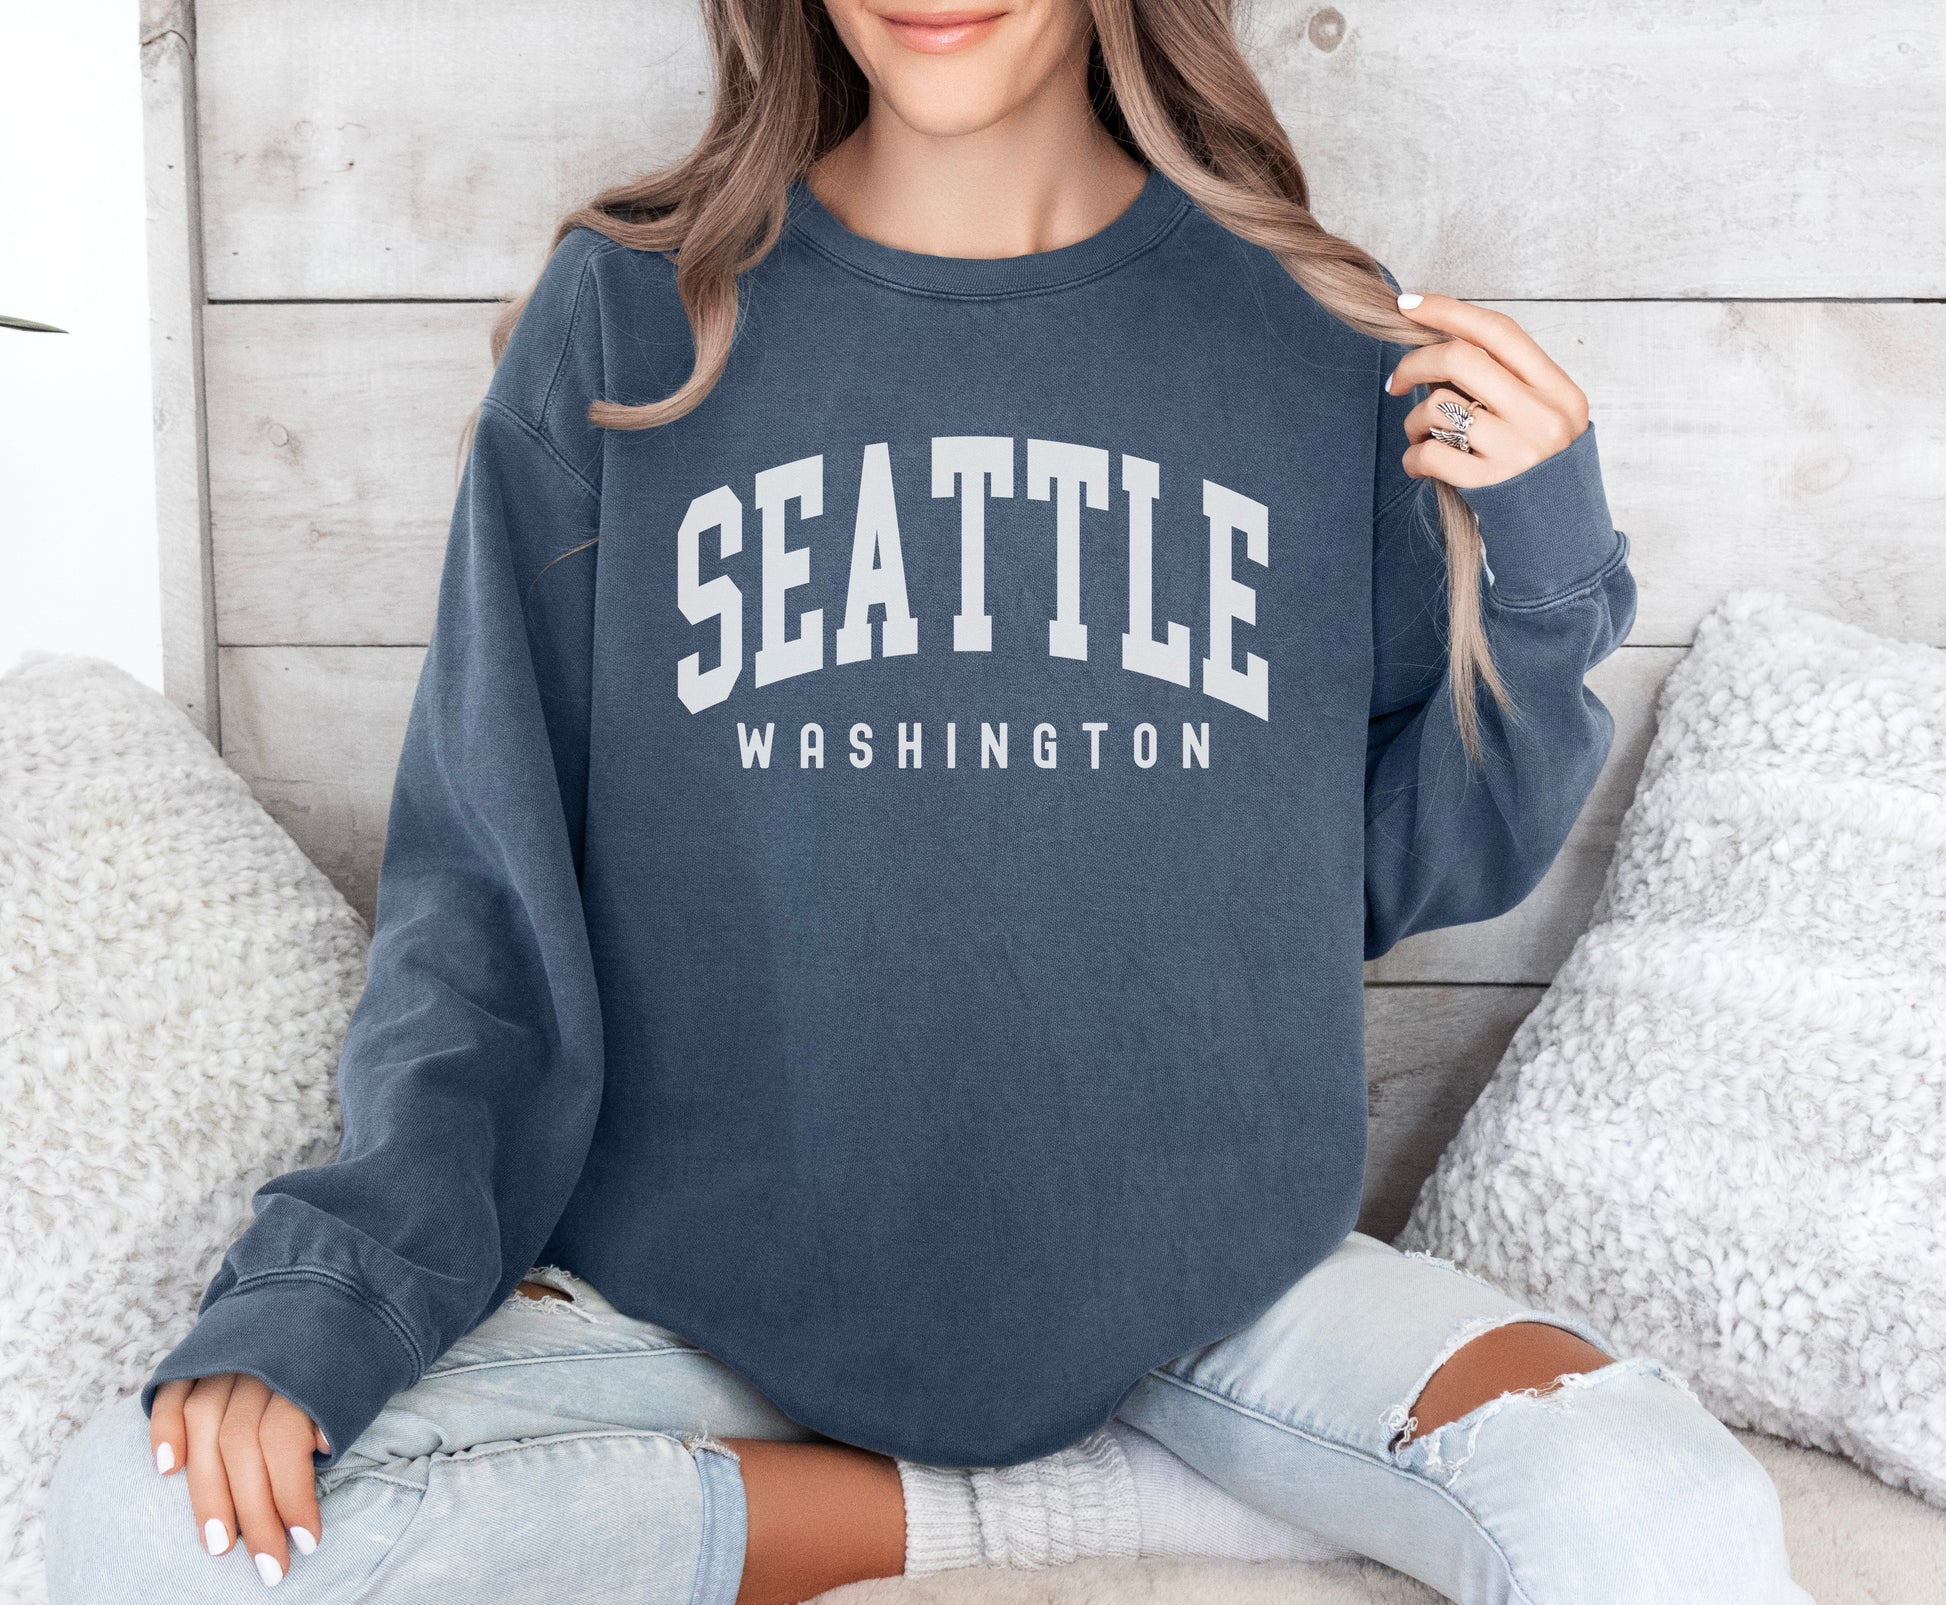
47, 0, 1809, 1600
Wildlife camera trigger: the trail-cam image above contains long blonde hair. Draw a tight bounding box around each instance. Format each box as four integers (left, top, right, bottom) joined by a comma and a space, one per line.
492, 0, 1516, 760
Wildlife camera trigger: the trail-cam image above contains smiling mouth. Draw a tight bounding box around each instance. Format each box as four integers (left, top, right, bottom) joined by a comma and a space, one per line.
879, 8, 1007, 52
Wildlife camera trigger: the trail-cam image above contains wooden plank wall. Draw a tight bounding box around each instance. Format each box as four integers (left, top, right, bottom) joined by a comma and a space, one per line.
179, 0, 1946, 1238
142, 0, 218, 739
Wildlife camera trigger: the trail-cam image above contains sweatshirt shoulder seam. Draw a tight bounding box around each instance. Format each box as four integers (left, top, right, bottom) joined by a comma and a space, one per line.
480, 395, 602, 504
535, 236, 616, 440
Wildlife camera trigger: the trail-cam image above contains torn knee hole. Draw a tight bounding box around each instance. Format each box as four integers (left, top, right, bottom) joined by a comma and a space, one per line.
510, 1264, 590, 1311
1390, 1319, 1615, 1451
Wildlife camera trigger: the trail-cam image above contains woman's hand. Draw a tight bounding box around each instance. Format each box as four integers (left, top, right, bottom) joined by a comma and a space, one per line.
1383, 292, 1591, 489
151, 1374, 329, 1585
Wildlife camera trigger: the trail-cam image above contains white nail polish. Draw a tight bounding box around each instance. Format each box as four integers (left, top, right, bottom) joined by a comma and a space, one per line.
203, 1518, 230, 1556
288, 1525, 318, 1557
154, 1443, 174, 1474
253, 1552, 284, 1587
1385, 365, 1398, 390
1397, 291, 1424, 309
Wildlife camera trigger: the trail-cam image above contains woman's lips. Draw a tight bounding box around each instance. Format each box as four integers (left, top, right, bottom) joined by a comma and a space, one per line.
879, 8, 1006, 52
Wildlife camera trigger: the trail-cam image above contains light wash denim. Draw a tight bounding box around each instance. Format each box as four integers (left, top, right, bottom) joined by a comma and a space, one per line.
46, 1233, 1810, 1605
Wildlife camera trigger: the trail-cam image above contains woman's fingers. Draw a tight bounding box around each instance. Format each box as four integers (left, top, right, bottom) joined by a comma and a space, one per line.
1387, 338, 1565, 443
182, 1374, 239, 1556
219, 1376, 292, 1585
1393, 389, 1522, 487
1384, 290, 1590, 490
261, 1393, 325, 1560
1406, 387, 1556, 472
168, 1372, 325, 1583
1400, 435, 1509, 490
1403, 388, 1516, 453
150, 1378, 190, 1477
1391, 291, 1589, 425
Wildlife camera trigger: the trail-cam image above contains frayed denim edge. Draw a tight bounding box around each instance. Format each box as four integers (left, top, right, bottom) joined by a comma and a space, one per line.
1389, 1352, 1701, 1493
684, 1434, 747, 1605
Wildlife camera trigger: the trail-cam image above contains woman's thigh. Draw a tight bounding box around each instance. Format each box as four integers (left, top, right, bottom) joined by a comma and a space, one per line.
46, 1267, 807, 1604
331, 1265, 814, 1472
1114, 1231, 1809, 1605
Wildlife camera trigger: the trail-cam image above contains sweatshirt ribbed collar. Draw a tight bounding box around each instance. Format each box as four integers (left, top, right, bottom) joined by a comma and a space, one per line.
783, 165, 1190, 299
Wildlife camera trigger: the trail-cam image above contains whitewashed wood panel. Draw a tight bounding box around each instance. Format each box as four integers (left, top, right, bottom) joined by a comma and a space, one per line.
143, 0, 217, 742
1252, 0, 1946, 301
196, 0, 1946, 301
206, 299, 1946, 649
216, 644, 1666, 984
206, 304, 494, 646
1359, 984, 1544, 1240
197, 0, 711, 302
218, 645, 419, 915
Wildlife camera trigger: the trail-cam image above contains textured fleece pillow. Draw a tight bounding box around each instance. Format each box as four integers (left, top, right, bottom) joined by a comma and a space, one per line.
0, 655, 368, 1603
1400, 588, 1946, 1508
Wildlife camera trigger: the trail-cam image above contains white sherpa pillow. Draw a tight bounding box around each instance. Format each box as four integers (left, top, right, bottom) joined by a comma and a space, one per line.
0, 655, 368, 1603
1399, 587, 1946, 1507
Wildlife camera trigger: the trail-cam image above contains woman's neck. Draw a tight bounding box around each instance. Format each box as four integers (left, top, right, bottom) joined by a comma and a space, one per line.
805, 88, 1148, 260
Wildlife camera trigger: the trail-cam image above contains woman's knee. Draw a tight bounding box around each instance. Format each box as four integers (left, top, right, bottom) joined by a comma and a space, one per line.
1591, 1367, 1798, 1592
1582, 1362, 1787, 1528
1396, 1318, 1617, 1446
48, 1393, 154, 1536
46, 1394, 202, 1602
1394, 1356, 1802, 1602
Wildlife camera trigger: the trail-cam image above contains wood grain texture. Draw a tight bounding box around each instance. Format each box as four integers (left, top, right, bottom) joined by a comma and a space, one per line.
204, 299, 1946, 650
195, 0, 1946, 300
217, 645, 420, 917
206, 303, 494, 646
143, 0, 218, 741
1245, 1, 1946, 301
197, 0, 711, 301
1358, 984, 1545, 1241
215, 644, 1667, 982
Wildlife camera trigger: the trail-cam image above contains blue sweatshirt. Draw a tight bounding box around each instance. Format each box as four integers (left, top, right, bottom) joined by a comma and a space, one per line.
146, 167, 1636, 1469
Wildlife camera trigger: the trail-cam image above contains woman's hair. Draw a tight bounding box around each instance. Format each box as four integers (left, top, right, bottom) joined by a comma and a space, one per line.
492, 0, 1516, 759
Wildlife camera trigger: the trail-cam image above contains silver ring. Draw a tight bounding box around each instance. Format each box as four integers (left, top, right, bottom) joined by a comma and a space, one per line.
1429, 397, 1477, 454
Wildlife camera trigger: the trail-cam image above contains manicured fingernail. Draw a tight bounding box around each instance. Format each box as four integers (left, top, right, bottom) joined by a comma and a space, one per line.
1385, 365, 1398, 390
288, 1525, 318, 1556
203, 1518, 230, 1556
1397, 291, 1424, 309
154, 1443, 174, 1474
253, 1551, 284, 1587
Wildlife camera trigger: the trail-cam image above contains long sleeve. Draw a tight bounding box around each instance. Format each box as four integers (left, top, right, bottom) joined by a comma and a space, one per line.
143, 240, 610, 1466
1363, 340, 1639, 961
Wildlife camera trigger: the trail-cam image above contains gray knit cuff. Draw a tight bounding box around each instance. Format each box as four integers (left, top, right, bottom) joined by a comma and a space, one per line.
898, 1461, 985, 1575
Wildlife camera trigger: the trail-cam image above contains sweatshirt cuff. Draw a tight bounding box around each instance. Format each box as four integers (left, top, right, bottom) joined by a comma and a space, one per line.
142, 1273, 423, 1469
1456, 418, 1624, 605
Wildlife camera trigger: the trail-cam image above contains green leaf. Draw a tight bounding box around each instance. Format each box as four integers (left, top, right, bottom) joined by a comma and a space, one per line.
0, 314, 67, 333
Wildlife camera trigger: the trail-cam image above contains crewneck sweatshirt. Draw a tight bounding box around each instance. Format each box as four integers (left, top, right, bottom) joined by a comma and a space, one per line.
146, 167, 1637, 1469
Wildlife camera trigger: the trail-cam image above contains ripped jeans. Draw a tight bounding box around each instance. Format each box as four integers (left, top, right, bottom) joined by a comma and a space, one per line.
45, 1231, 1809, 1605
